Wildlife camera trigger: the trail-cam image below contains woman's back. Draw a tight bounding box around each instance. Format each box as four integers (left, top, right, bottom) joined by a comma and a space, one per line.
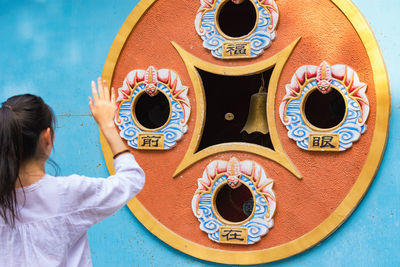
0, 153, 144, 267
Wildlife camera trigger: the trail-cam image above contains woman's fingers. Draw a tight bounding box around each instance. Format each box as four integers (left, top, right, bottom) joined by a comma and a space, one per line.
89, 77, 118, 130
88, 96, 95, 115
111, 87, 116, 104
97, 77, 104, 99
91, 80, 99, 103
95, 77, 111, 102
103, 79, 110, 101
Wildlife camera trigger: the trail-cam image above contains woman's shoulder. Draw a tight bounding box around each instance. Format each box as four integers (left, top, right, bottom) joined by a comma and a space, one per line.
40, 174, 103, 213
45, 173, 103, 195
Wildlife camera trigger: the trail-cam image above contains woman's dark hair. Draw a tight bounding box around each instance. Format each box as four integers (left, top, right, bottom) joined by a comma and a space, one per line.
0, 94, 55, 225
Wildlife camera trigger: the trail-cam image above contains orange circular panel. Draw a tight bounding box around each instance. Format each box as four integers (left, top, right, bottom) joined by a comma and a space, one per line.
100, 0, 390, 264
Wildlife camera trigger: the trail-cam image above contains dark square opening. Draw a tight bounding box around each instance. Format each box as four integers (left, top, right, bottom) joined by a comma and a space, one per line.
196, 68, 274, 152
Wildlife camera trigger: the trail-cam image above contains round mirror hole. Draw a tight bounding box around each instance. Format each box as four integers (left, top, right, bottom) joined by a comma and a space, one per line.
215, 183, 254, 223
304, 89, 346, 129
217, 0, 257, 38
134, 92, 170, 129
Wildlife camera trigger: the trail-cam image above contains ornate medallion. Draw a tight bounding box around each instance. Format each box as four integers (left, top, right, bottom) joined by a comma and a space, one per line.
115, 66, 191, 150
279, 62, 369, 151
195, 0, 279, 59
192, 157, 276, 244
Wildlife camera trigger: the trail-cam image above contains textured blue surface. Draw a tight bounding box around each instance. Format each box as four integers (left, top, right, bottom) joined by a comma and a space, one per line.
0, 0, 398, 266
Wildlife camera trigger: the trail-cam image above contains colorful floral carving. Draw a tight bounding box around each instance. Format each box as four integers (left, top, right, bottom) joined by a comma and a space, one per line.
115, 66, 191, 150
192, 157, 276, 244
195, 0, 279, 59
279, 62, 369, 151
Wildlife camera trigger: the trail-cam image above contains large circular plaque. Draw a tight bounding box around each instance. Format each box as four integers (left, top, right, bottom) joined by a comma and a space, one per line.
100, 0, 390, 264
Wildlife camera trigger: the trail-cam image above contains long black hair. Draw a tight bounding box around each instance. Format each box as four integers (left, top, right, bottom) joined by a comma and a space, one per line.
0, 94, 55, 225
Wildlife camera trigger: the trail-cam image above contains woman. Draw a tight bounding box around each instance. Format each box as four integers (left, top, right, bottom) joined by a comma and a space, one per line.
0, 78, 145, 266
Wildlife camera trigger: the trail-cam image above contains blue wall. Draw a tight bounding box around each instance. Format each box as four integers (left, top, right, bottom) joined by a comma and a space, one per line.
0, 0, 398, 266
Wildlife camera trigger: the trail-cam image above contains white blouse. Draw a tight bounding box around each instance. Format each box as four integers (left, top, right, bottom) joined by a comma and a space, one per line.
0, 153, 145, 267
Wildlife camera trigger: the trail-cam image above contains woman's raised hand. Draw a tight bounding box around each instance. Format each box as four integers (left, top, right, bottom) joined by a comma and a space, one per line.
89, 78, 116, 131
89, 78, 127, 155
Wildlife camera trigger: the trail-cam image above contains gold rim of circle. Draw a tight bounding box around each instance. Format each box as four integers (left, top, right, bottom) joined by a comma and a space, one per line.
100, 0, 391, 264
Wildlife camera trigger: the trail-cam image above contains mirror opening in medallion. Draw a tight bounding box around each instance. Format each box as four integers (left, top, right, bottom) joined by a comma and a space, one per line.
133, 91, 171, 130
214, 182, 255, 223
303, 88, 346, 130
217, 0, 258, 38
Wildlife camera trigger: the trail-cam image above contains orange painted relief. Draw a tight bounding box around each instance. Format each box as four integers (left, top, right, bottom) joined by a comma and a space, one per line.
102, 0, 386, 262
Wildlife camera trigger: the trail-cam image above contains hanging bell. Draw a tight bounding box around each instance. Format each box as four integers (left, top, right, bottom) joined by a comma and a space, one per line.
240, 91, 269, 135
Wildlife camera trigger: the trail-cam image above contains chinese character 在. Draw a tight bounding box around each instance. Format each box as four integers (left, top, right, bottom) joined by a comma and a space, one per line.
221, 229, 245, 241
